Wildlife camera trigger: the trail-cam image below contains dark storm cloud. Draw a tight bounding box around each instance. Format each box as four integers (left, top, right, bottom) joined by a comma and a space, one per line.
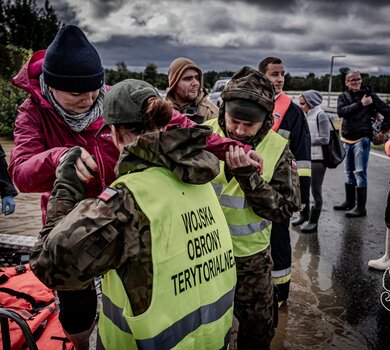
302, 0, 389, 22
95, 35, 264, 72
341, 42, 390, 56
235, 0, 300, 12
43, 0, 389, 76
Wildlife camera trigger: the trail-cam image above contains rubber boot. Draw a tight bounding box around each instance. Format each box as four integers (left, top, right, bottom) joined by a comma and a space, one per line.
333, 183, 356, 210
291, 204, 310, 226
301, 207, 321, 233
368, 228, 390, 270
346, 187, 367, 217
64, 320, 95, 350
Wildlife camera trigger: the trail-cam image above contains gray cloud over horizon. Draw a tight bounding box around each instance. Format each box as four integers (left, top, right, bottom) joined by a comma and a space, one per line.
45, 0, 390, 76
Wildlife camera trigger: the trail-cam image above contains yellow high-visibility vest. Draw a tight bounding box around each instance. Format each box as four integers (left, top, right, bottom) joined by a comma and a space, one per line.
97, 166, 236, 349
204, 118, 287, 257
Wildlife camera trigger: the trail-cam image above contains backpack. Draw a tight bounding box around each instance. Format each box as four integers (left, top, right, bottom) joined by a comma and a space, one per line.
0, 264, 74, 350
316, 112, 345, 169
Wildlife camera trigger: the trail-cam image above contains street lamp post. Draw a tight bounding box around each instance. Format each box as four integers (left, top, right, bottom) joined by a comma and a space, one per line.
327, 55, 346, 107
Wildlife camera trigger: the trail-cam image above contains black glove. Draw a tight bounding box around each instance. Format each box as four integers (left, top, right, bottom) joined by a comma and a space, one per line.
53, 146, 86, 202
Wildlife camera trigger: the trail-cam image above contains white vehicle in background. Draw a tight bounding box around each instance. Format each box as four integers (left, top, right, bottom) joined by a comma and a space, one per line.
208, 77, 231, 107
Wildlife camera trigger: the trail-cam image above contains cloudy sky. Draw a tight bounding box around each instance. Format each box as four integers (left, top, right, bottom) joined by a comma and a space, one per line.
47, 0, 390, 77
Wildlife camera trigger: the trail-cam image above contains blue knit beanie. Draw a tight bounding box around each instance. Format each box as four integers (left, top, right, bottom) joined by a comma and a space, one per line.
43, 25, 104, 92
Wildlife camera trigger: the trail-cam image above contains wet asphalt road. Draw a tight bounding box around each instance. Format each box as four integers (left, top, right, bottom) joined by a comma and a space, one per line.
286, 149, 390, 350
1, 138, 390, 349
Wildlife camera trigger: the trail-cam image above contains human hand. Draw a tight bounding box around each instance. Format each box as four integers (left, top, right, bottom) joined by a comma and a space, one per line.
361, 94, 373, 106
226, 145, 260, 171
74, 147, 98, 183
372, 132, 386, 145
246, 150, 263, 174
2, 196, 15, 216
60, 148, 98, 183
56, 146, 90, 200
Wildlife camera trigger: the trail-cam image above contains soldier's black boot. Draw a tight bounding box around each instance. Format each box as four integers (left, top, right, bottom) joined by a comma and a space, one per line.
346, 187, 367, 217
291, 204, 310, 226
333, 183, 356, 210
301, 207, 321, 233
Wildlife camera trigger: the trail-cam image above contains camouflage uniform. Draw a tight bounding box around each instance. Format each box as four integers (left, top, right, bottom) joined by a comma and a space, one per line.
30, 125, 220, 317
214, 67, 300, 349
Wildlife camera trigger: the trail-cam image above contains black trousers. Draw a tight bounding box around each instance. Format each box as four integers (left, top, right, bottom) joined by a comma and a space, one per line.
57, 284, 97, 334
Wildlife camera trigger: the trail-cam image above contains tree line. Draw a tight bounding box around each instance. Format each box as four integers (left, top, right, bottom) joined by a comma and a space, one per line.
106, 62, 390, 93
1, 0, 389, 137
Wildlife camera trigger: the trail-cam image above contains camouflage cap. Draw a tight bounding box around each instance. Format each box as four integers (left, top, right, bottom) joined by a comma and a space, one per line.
102, 79, 161, 128
225, 99, 268, 122
221, 66, 274, 114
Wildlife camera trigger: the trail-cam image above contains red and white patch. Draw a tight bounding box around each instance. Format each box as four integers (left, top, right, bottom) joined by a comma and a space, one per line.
98, 187, 118, 202
291, 159, 297, 170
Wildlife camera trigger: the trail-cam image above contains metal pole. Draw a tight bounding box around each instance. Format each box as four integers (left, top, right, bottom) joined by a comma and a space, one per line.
327, 55, 346, 107
327, 57, 334, 107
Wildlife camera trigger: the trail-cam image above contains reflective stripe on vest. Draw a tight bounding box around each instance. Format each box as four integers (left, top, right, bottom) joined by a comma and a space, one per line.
98, 287, 235, 350
296, 160, 312, 177
272, 92, 291, 132
278, 128, 291, 140
204, 119, 288, 257
271, 267, 292, 285
229, 220, 271, 236
98, 167, 236, 350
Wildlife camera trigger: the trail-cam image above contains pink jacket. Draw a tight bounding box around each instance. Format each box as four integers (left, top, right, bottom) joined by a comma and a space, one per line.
9, 50, 119, 225
10, 50, 250, 225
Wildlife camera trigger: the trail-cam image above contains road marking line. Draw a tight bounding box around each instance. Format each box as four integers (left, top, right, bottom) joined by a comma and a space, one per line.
370, 151, 390, 160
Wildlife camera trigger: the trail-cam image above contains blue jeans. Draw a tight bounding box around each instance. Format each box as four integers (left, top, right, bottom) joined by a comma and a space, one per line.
343, 137, 370, 188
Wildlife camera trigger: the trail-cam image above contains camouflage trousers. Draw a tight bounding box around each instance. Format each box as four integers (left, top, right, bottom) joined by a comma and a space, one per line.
234, 246, 278, 350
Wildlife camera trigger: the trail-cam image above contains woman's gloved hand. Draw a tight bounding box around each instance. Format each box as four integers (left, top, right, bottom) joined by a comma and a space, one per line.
54, 146, 93, 201
2, 195, 15, 215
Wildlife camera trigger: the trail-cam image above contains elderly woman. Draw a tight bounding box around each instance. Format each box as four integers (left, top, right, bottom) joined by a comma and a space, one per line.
298, 90, 332, 233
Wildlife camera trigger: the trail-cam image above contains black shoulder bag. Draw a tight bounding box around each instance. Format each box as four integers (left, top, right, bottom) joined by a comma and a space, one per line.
317, 113, 346, 169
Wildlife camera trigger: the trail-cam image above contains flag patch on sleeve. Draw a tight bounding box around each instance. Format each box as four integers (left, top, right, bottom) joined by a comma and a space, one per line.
98, 187, 118, 202
291, 159, 297, 170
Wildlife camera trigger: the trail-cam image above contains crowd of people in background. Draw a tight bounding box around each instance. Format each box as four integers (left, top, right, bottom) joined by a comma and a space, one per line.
2, 24, 390, 350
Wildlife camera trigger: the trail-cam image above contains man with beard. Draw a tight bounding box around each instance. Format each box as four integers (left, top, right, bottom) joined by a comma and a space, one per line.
166, 57, 218, 123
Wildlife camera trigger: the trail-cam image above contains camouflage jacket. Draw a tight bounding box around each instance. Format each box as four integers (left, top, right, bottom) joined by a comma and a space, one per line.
218, 100, 301, 222
30, 125, 220, 316
166, 88, 219, 123
228, 146, 300, 222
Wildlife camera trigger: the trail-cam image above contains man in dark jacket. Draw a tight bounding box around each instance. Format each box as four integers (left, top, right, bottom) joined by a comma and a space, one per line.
259, 57, 311, 304
334, 71, 390, 217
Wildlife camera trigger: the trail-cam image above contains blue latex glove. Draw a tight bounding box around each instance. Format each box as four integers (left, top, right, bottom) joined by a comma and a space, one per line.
2, 196, 15, 215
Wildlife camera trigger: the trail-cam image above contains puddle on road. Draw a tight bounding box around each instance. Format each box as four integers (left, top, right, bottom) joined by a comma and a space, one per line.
272, 258, 368, 350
